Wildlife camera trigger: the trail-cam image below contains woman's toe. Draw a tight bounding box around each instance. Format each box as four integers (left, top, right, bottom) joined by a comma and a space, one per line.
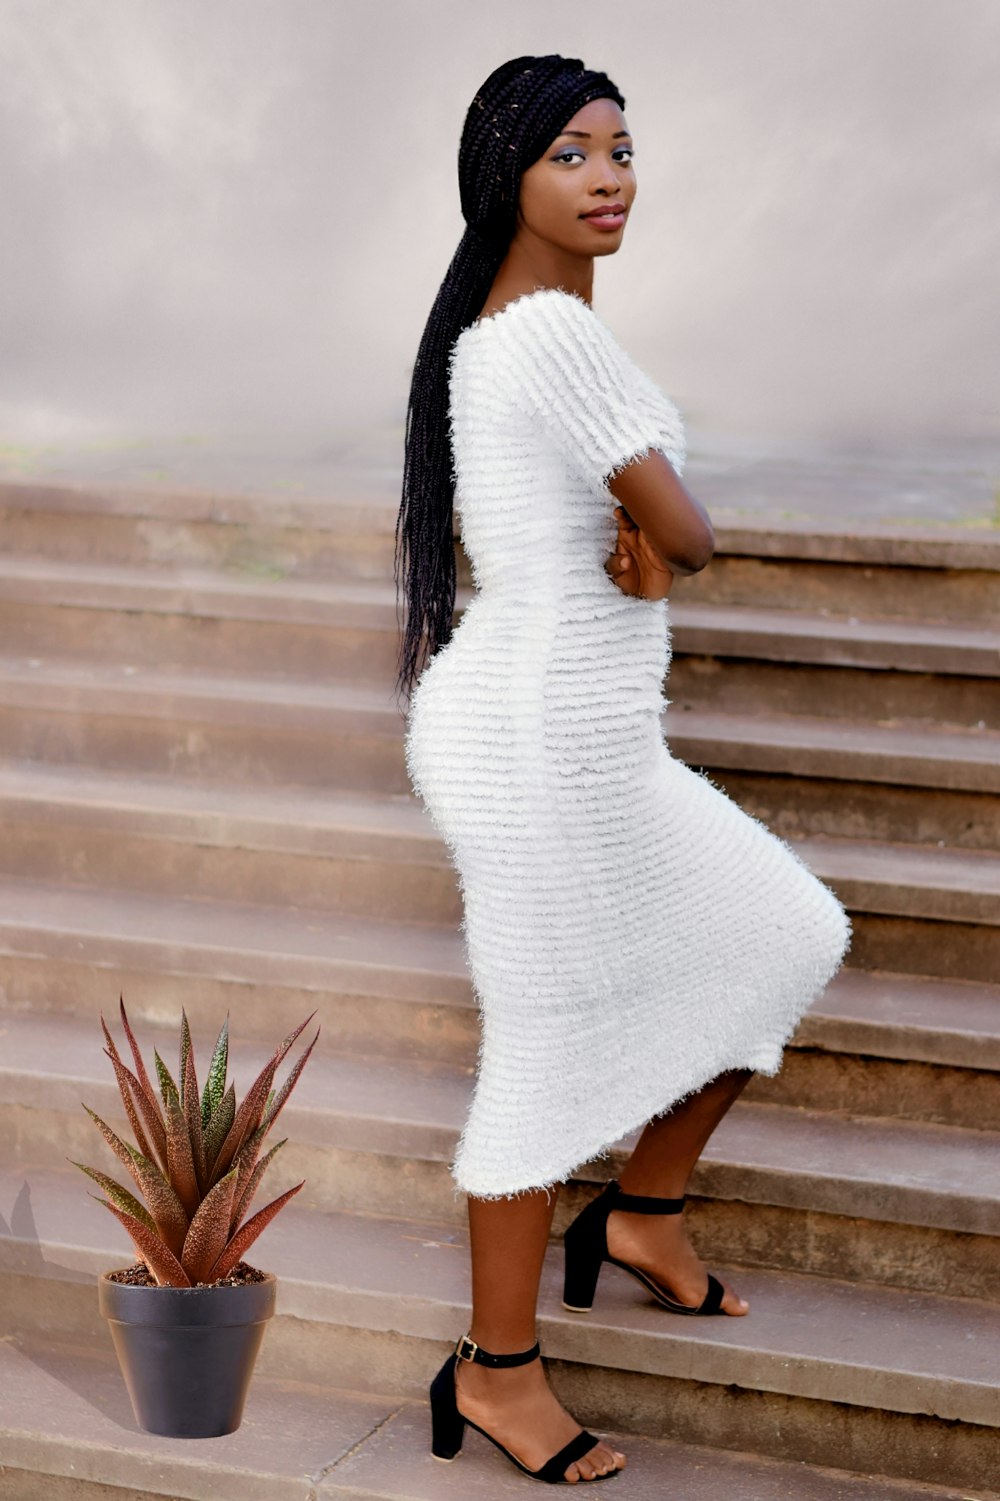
723, 1282, 750, 1315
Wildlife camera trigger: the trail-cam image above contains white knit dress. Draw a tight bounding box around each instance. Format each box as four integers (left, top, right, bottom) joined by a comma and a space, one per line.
404, 286, 852, 1202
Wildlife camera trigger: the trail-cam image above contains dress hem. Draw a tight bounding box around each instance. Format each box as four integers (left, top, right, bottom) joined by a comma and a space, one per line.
447, 1030, 794, 1205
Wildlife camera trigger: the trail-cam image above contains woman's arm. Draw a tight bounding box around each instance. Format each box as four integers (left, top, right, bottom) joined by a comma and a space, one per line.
607, 449, 715, 576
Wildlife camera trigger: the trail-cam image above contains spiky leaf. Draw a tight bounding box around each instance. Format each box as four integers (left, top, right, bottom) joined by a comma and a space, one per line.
201, 1014, 229, 1128
116, 996, 165, 1132
91, 1193, 191, 1287
100, 1043, 168, 1175
180, 1165, 239, 1284
163, 1091, 200, 1217
261, 1027, 320, 1136
72, 1162, 158, 1234
154, 1049, 180, 1112
231, 1137, 287, 1233
207, 1179, 305, 1283
231, 1119, 269, 1207
81, 1105, 189, 1256
182, 1023, 208, 1193
202, 1081, 236, 1174
211, 1012, 316, 1184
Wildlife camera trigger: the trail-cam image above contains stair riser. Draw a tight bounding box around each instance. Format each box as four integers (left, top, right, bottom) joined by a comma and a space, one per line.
6, 1109, 997, 1302
847, 915, 998, 984
0, 813, 993, 964
673, 555, 1000, 627
0, 817, 458, 926
746, 1047, 1000, 1131
2, 953, 998, 1127
0, 507, 396, 581
3, 602, 996, 732
0, 956, 475, 1065
688, 770, 999, 853
668, 658, 1000, 732
5, 496, 995, 624
0, 602, 401, 683
1, 1276, 993, 1492
5, 697, 993, 848
0, 704, 412, 794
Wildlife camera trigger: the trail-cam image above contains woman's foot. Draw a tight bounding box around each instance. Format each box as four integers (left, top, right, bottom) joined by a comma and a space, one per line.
453, 1348, 626, 1482
605, 1203, 749, 1315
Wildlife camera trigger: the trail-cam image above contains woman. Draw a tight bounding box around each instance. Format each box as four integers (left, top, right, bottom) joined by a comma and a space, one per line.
394, 54, 851, 1486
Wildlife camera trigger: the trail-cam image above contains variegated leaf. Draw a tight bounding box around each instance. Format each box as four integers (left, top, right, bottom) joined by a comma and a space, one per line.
201, 1013, 230, 1128
72, 1162, 157, 1234
164, 1090, 200, 1217
116, 996, 165, 1132
262, 1028, 320, 1134
154, 1049, 180, 1112
100, 1042, 168, 1174
202, 1081, 236, 1175
207, 1179, 305, 1283
180, 1166, 239, 1284
90, 1194, 192, 1287
231, 1137, 287, 1233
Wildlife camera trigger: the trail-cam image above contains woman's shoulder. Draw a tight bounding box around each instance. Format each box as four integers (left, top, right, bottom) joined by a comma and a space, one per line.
454, 285, 634, 391
455, 285, 623, 358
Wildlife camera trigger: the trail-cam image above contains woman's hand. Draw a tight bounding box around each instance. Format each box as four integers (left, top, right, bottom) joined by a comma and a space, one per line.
605, 504, 675, 600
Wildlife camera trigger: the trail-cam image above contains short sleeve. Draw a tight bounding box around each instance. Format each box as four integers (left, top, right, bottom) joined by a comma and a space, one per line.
495, 287, 687, 490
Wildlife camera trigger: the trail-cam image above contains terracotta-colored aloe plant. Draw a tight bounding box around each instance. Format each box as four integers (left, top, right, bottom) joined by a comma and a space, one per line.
71, 996, 319, 1288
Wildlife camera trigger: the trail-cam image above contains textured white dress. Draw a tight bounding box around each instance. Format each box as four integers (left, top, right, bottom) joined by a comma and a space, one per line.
404, 286, 852, 1201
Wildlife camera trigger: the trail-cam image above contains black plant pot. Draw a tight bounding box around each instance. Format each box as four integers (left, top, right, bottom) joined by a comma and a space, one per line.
98, 1270, 277, 1437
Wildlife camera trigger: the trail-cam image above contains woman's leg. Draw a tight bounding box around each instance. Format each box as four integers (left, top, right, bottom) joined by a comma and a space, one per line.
607, 1068, 754, 1315
454, 1187, 627, 1482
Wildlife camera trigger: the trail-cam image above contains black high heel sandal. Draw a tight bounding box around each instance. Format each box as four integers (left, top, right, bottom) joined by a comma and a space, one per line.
562, 1178, 727, 1316
429, 1331, 621, 1484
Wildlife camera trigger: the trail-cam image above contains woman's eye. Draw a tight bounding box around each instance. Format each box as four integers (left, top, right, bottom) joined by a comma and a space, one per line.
552, 147, 635, 165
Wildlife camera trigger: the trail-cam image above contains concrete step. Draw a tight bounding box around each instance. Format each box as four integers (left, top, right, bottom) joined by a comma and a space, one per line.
0, 480, 399, 580
1, 554, 997, 712
1, 1166, 996, 1492
0, 874, 997, 1124
0, 1337, 965, 1501
2, 1009, 997, 1300
2, 477, 997, 626
0, 761, 996, 939
672, 544, 1000, 628
2, 653, 996, 830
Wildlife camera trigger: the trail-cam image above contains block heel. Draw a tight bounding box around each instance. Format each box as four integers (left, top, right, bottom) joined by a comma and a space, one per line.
429, 1348, 467, 1460
428, 1332, 620, 1483
562, 1178, 727, 1317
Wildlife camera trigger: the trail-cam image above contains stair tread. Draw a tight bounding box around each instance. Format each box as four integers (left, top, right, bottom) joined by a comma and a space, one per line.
2, 1008, 997, 1232
0, 874, 997, 1065
0, 1331, 401, 1500
4, 469, 1000, 566
2, 1164, 997, 1425
0, 1335, 959, 1501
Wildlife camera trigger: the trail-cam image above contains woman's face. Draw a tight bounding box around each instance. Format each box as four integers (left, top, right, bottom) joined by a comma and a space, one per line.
516, 96, 636, 258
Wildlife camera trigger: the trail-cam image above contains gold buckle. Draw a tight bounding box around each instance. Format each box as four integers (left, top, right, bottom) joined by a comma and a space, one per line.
455, 1333, 478, 1362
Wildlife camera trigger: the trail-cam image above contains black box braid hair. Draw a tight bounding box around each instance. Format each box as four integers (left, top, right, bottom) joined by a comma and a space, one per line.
393, 53, 626, 709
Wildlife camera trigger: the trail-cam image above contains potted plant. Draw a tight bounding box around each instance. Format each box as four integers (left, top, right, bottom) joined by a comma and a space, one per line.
71, 995, 319, 1438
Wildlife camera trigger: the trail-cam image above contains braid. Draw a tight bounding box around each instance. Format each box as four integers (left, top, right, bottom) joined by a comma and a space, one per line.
393, 53, 626, 708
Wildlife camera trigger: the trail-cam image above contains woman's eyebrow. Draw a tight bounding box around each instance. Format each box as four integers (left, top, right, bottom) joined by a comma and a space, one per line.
555, 129, 632, 139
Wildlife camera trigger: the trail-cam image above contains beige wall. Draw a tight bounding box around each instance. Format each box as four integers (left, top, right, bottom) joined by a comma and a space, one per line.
1, 0, 997, 452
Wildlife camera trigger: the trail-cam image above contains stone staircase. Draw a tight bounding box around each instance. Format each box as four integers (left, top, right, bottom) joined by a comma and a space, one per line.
0, 476, 998, 1500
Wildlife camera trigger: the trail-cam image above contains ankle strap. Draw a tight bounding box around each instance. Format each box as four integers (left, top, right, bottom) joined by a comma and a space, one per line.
455, 1332, 540, 1366
607, 1179, 686, 1214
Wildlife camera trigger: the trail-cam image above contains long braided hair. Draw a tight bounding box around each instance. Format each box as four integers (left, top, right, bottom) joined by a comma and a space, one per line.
393, 54, 626, 708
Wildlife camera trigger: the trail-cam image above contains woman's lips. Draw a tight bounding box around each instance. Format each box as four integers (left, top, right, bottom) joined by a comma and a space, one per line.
581, 209, 626, 230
